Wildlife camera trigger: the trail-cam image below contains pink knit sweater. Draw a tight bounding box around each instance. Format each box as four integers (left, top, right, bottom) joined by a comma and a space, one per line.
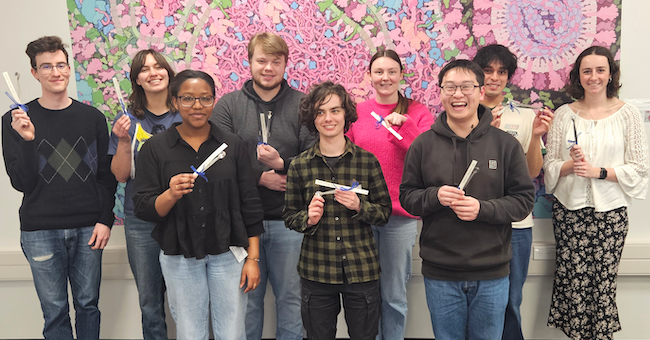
347, 98, 435, 217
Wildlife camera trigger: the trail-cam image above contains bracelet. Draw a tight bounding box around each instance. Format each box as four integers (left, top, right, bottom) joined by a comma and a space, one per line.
246, 257, 260, 262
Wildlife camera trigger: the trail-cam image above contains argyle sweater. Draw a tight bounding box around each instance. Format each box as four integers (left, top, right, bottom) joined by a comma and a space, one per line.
2, 99, 117, 231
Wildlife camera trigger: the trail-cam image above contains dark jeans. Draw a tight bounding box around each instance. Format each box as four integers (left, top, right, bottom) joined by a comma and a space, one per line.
301, 278, 380, 340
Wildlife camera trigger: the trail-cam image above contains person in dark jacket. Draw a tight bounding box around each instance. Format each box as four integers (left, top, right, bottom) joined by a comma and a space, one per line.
210, 32, 314, 340
399, 60, 534, 340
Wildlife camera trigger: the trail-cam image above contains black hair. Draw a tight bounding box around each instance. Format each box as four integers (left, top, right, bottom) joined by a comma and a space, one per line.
473, 44, 518, 80
438, 60, 485, 87
169, 69, 216, 98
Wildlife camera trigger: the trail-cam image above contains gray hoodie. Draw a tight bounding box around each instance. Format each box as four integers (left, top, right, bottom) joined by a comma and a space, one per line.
211, 79, 315, 219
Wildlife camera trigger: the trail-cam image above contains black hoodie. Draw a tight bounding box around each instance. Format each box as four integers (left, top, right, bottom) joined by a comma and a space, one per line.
211, 79, 315, 219
400, 105, 534, 281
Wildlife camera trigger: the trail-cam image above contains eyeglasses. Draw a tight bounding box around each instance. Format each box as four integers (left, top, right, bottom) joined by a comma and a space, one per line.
440, 84, 481, 95
37, 63, 70, 73
177, 96, 215, 107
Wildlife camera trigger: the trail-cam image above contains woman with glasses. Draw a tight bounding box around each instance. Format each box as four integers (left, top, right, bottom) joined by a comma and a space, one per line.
347, 48, 434, 339
133, 70, 264, 339
108, 49, 180, 340
543, 46, 649, 340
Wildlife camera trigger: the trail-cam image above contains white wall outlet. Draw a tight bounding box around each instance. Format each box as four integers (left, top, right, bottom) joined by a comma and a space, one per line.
533, 246, 556, 260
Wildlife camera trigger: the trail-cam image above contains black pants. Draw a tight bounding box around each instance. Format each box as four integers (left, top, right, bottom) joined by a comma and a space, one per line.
301, 278, 380, 340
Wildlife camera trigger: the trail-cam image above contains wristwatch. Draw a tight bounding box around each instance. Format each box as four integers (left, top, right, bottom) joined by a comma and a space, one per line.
599, 167, 608, 179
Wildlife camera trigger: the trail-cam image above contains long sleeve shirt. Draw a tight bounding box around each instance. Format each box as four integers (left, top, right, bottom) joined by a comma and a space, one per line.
543, 103, 649, 211
133, 122, 264, 259
2, 99, 116, 231
283, 138, 391, 284
347, 98, 434, 217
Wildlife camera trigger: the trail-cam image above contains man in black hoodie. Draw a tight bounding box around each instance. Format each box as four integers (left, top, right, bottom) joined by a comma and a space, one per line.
400, 60, 534, 340
211, 32, 314, 340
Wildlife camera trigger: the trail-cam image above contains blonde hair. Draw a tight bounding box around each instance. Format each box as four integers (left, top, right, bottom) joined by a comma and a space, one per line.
247, 32, 289, 63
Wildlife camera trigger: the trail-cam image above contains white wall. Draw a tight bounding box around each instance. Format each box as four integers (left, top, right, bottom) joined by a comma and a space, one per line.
1, 0, 650, 339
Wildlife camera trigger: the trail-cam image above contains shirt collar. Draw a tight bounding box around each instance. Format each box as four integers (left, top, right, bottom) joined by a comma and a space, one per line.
164, 121, 222, 148
307, 136, 356, 160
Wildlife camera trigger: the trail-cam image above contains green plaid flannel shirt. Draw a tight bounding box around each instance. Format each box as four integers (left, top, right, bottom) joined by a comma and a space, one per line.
283, 138, 391, 284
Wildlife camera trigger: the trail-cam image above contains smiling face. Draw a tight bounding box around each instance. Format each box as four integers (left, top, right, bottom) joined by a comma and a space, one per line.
173, 78, 214, 130
579, 54, 610, 97
368, 56, 403, 103
482, 61, 508, 103
440, 68, 485, 125
314, 94, 345, 141
250, 45, 286, 94
136, 53, 170, 95
31, 50, 70, 97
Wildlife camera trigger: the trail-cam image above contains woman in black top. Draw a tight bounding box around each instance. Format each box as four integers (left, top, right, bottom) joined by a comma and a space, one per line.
133, 70, 264, 339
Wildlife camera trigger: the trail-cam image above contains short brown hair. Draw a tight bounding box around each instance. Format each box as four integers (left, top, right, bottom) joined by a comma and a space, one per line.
247, 32, 289, 63
25, 36, 69, 69
566, 46, 620, 99
128, 49, 176, 119
300, 82, 357, 136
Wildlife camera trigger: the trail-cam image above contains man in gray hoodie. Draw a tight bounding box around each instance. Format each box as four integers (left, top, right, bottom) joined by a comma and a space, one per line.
210, 32, 314, 340
400, 60, 534, 340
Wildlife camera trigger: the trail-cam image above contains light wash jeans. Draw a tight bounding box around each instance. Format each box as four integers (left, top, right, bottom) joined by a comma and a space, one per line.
124, 213, 167, 340
160, 251, 246, 340
246, 220, 304, 340
502, 228, 532, 340
424, 276, 509, 340
20, 226, 103, 340
372, 215, 418, 340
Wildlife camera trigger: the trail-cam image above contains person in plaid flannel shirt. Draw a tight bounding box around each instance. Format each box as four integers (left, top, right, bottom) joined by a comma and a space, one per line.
283, 81, 391, 340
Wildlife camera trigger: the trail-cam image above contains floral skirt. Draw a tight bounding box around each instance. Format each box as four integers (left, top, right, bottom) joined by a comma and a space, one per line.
547, 201, 628, 340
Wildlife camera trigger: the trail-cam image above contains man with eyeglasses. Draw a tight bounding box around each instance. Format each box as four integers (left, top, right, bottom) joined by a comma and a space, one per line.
1, 36, 116, 339
210, 32, 315, 340
399, 59, 534, 339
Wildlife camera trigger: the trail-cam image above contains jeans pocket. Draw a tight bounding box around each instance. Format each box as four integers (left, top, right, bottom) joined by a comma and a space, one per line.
363, 284, 381, 339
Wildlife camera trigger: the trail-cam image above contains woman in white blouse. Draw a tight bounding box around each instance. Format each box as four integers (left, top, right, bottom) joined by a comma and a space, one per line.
543, 46, 649, 340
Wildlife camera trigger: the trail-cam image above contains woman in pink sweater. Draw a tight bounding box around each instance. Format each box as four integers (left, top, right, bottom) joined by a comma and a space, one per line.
347, 49, 434, 340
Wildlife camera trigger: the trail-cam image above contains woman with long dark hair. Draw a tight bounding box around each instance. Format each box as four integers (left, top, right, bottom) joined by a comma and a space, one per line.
108, 49, 180, 340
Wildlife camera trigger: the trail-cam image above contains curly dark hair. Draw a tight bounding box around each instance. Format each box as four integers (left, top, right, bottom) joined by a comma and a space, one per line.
25, 36, 69, 69
473, 44, 518, 80
299, 81, 357, 136
566, 46, 620, 99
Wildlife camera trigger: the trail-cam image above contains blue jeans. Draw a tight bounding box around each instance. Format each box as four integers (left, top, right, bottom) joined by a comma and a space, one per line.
424, 276, 509, 340
124, 213, 167, 340
160, 251, 246, 340
20, 226, 103, 340
246, 220, 303, 340
372, 215, 417, 340
502, 228, 532, 340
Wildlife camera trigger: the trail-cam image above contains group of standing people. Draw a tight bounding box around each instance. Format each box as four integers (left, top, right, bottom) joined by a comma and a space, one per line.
3, 32, 647, 340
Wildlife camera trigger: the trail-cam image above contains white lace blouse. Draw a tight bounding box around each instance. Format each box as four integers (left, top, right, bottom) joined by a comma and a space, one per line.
543, 103, 649, 211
